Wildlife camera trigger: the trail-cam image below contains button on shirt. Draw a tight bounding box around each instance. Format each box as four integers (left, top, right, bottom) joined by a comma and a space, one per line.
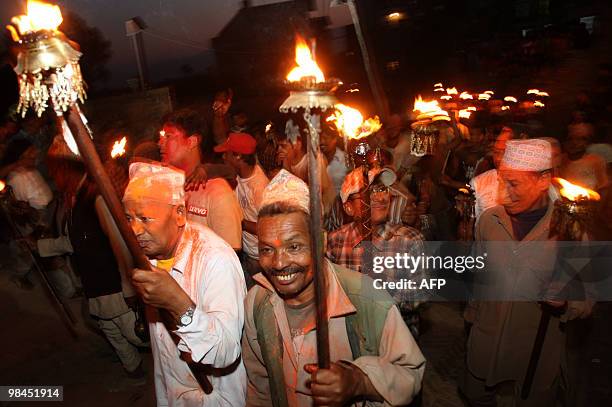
149, 222, 247, 407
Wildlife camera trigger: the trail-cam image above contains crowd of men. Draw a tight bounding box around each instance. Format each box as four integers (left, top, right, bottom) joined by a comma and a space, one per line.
1, 82, 611, 406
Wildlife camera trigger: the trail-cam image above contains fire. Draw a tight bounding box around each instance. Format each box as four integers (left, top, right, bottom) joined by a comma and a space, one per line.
484, 90, 494, 95
286, 36, 325, 83
504, 96, 518, 103
527, 89, 539, 95
434, 83, 443, 88
110, 137, 127, 158
534, 100, 545, 107
555, 178, 600, 201
458, 109, 472, 119
440, 95, 452, 100
467, 106, 477, 111
501, 105, 510, 111
459, 92, 473, 100
11, 0, 63, 36
434, 87, 445, 92
413, 95, 449, 119
537, 91, 549, 97
446, 87, 458, 95
0, 180, 5, 193
326, 104, 381, 140
478, 93, 491, 100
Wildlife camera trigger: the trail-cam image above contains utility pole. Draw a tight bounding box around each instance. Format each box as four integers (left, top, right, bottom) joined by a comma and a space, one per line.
125, 17, 149, 91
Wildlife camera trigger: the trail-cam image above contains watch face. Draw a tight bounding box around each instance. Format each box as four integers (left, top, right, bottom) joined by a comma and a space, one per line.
180, 314, 192, 326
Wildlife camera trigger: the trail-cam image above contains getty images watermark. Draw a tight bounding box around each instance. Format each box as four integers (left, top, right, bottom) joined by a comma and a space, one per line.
370, 252, 487, 291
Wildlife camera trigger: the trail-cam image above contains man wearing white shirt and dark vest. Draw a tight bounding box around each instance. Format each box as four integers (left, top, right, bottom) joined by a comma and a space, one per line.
123, 161, 246, 406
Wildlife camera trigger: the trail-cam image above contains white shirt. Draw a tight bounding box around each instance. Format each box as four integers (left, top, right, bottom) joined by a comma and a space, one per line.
150, 222, 247, 407
470, 169, 500, 220
235, 165, 269, 259
326, 148, 348, 195
8, 168, 53, 209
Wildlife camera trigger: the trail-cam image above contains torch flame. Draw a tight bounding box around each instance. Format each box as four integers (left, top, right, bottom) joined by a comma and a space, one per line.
413, 95, 449, 119
286, 36, 325, 83
0, 180, 5, 193
467, 106, 477, 111
458, 109, 472, 119
504, 96, 518, 103
11, 0, 63, 36
534, 100, 545, 108
478, 93, 492, 100
527, 89, 540, 95
555, 178, 600, 201
434, 82, 443, 88
484, 90, 494, 95
501, 105, 510, 111
111, 137, 127, 158
446, 87, 458, 95
434, 87, 445, 92
537, 91, 549, 97
440, 95, 452, 100
459, 92, 473, 100
326, 104, 381, 140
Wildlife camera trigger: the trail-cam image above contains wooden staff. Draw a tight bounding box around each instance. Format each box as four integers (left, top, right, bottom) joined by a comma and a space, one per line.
304, 110, 330, 368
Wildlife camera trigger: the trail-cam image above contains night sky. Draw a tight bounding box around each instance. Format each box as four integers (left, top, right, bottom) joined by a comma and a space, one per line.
1, 0, 246, 87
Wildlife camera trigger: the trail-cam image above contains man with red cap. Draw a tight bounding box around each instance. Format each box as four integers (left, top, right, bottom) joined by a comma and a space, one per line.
215, 133, 269, 286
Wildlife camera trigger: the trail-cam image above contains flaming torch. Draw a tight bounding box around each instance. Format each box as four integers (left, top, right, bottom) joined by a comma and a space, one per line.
110, 136, 127, 159
411, 96, 449, 156
280, 36, 341, 368
6, 1, 150, 271
550, 178, 600, 241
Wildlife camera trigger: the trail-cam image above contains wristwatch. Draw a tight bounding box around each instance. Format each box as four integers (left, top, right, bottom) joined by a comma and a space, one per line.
177, 306, 195, 328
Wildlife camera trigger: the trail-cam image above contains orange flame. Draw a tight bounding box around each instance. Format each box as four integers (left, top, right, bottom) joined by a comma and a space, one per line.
434, 82, 443, 88
440, 95, 452, 101
534, 100, 545, 108
459, 92, 473, 100
110, 137, 127, 158
527, 89, 540, 95
555, 178, 600, 201
446, 87, 458, 95
504, 96, 518, 103
326, 104, 381, 140
11, 0, 63, 36
434, 87, 445, 92
0, 180, 6, 193
467, 106, 477, 111
501, 105, 510, 111
413, 95, 449, 119
484, 90, 494, 95
286, 36, 325, 83
537, 91, 549, 97
458, 109, 472, 119
478, 93, 492, 100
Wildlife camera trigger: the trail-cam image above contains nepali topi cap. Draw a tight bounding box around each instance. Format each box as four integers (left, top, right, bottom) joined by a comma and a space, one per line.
259, 169, 310, 214
500, 139, 552, 172
123, 161, 185, 206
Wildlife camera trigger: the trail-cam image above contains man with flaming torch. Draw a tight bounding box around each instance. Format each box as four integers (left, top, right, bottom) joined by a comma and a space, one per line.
463, 139, 595, 406
243, 170, 425, 407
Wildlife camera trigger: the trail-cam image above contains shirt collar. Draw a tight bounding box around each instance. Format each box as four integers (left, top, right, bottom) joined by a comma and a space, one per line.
153, 224, 198, 274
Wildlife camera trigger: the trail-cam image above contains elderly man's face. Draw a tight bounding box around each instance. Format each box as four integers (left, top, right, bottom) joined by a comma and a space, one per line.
498, 170, 550, 215
257, 212, 314, 305
124, 200, 185, 259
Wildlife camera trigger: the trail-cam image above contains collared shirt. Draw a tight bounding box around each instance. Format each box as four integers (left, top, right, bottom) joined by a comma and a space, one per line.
326, 222, 426, 306
149, 222, 247, 407
235, 165, 269, 259
243, 261, 426, 407
185, 178, 243, 250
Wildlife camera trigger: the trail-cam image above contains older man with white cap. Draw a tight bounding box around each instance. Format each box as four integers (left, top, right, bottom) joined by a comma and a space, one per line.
462, 139, 592, 407
242, 169, 425, 407
123, 161, 246, 407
